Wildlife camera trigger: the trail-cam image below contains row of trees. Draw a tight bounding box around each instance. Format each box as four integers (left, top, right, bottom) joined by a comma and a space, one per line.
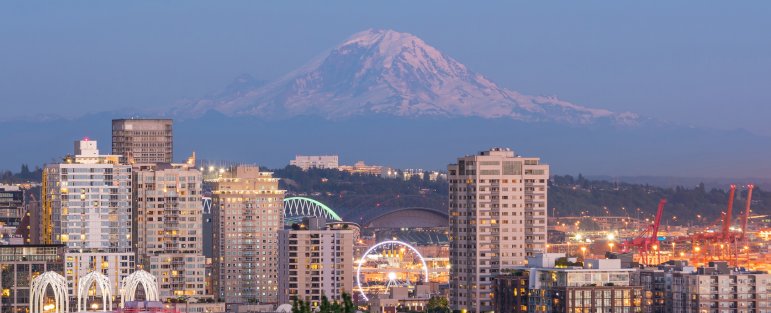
550, 174, 768, 221
274, 166, 448, 220
0, 164, 42, 183
291, 293, 450, 313
292, 293, 355, 313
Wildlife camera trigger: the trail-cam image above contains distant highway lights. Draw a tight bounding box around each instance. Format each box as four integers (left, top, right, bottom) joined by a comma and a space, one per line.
356, 240, 429, 302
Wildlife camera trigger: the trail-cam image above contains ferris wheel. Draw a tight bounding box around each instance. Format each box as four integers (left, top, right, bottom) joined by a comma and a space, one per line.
356, 240, 429, 301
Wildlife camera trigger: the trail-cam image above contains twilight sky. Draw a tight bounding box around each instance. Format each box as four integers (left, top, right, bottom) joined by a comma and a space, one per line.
1, 1, 770, 135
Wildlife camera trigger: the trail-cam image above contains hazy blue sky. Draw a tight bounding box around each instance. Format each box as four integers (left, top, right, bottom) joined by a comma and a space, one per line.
2, 2, 770, 134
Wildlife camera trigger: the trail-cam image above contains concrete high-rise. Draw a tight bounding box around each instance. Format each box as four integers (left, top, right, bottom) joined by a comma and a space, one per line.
211, 165, 285, 304
112, 119, 173, 164
278, 217, 354, 307
133, 161, 207, 300
41, 139, 135, 297
447, 148, 549, 313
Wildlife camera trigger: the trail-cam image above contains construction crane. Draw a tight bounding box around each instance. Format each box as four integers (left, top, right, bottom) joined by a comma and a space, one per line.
621, 198, 666, 265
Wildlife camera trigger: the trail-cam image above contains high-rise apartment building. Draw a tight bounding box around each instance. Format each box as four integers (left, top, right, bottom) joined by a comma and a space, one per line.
41, 139, 135, 297
278, 217, 354, 307
133, 161, 207, 300
112, 119, 173, 164
289, 155, 339, 170
448, 148, 549, 313
211, 165, 285, 304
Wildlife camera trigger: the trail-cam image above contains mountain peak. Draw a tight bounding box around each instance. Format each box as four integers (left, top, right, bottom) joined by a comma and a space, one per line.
180, 29, 636, 124
342, 29, 428, 52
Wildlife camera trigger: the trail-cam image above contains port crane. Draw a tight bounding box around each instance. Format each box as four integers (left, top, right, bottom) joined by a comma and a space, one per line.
678, 184, 754, 266
621, 198, 666, 265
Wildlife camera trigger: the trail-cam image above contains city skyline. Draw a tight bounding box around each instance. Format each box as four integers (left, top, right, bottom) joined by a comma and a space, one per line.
0, 117, 769, 313
1, 3, 770, 312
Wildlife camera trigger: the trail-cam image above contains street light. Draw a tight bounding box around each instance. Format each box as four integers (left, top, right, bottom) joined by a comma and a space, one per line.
608, 242, 615, 253
580, 246, 587, 259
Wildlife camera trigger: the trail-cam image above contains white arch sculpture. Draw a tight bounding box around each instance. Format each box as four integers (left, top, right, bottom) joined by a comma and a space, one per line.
120, 270, 160, 308
29, 271, 69, 313
77, 271, 113, 312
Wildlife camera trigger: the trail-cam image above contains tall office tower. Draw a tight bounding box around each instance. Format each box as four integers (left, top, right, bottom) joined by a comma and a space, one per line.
447, 148, 549, 313
211, 165, 285, 304
112, 119, 173, 164
41, 139, 135, 297
278, 217, 354, 307
133, 161, 206, 300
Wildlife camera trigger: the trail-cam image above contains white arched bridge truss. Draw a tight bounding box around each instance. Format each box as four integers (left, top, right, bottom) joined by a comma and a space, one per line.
283, 197, 342, 223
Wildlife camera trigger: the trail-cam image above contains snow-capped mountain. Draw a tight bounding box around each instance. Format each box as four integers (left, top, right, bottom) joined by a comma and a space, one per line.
182, 29, 637, 124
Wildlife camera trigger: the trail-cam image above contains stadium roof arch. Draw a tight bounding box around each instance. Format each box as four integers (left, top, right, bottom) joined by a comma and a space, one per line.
365, 207, 448, 228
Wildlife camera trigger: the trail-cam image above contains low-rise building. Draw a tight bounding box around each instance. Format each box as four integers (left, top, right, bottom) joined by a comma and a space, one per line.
0, 244, 66, 313
492, 271, 530, 313
338, 161, 383, 176
290, 155, 339, 171
669, 261, 770, 313
0, 185, 23, 228
494, 253, 644, 313
368, 286, 432, 313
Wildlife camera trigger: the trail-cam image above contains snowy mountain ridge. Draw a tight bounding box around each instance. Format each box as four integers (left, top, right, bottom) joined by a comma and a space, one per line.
180, 29, 637, 124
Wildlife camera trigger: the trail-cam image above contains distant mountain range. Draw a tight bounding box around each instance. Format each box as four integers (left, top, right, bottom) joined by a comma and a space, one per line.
1, 29, 770, 179
177, 29, 637, 124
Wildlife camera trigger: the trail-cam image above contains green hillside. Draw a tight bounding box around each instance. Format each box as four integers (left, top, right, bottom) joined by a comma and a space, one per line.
274, 167, 768, 224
